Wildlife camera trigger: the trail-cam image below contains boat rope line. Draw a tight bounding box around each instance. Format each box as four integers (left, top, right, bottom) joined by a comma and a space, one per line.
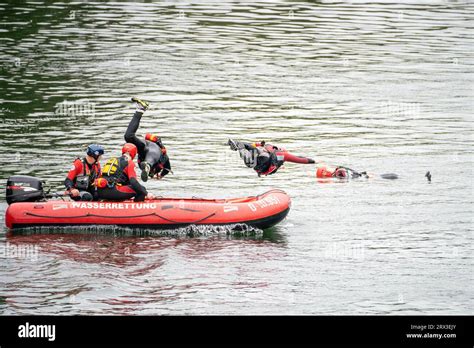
256, 189, 287, 200
24, 211, 218, 224
156, 189, 285, 203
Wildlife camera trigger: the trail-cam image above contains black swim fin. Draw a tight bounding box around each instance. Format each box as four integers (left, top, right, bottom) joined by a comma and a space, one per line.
380, 173, 399, 180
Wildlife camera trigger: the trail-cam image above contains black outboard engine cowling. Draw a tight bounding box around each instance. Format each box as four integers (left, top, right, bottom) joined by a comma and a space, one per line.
6, 175, 45, 205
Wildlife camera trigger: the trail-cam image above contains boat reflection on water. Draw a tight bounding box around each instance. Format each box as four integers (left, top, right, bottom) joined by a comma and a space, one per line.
4, 224, 287, 267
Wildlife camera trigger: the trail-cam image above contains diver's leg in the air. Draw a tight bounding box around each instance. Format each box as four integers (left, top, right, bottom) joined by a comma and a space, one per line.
228, 139, 261, 168
125, 97, 150, 157
238, 148, 259, 168
124, 111, 147, 157
228, 139, 241, 151
228, 139, 257, 151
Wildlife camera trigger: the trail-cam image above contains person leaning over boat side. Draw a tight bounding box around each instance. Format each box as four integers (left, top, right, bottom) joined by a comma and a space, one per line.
227, 139, 315, 177
64, 144, 104, 201
96, 143, 155, 202
124, 97, 171, 182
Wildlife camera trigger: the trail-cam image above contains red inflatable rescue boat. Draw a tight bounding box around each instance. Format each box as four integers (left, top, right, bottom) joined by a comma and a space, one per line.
5, 189, 290, 231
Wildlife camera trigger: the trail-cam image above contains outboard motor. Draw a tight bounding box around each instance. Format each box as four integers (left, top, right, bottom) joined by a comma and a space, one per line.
6, 175, 45, 205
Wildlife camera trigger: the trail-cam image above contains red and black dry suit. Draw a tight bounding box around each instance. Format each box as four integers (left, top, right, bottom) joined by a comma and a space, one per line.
97, 155, 148, 202
124, 111, 171, 178
237, 141, 315, 176
64, 158, 101, 201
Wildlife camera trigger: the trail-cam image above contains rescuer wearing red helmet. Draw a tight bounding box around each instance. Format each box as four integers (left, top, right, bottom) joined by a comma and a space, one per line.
96, 143, 155, 202
122, 143, 137, 160
124, 97, 171, 182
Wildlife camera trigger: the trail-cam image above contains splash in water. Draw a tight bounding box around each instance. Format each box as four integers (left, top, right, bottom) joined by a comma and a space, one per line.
10, 223, 263, 237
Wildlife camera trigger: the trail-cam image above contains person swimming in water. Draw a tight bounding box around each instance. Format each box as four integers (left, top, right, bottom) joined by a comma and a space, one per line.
316, 164, 398, 180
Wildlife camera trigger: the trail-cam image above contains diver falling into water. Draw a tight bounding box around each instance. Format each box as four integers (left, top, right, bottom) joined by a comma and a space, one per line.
228, 139, 315, 177
124, 97, 171, 182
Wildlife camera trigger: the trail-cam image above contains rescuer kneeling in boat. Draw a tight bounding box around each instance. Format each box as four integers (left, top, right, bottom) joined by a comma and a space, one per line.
96, 143, 155, 202
64, 144, 104, 201
228, 139, 315, 177
124, 97, 171, 182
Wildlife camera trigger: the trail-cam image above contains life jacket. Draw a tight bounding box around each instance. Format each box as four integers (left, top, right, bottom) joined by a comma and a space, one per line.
256, 152, 285, 176
75, 158, 99, 191
99, 156, 129, 187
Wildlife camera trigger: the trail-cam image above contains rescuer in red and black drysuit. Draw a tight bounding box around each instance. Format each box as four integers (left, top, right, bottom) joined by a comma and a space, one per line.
124, 97, 171, 182
64, 144, 104, 201
96, 143, 155, 202
227, 139, 315, 176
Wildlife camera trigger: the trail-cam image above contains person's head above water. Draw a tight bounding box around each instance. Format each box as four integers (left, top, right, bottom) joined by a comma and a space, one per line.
122, 143, 137, 160
316, 166, 347, 179
334, 168, 347, 179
